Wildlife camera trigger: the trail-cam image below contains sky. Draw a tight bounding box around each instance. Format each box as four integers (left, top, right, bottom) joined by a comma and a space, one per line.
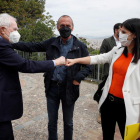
45, 0, 140, 38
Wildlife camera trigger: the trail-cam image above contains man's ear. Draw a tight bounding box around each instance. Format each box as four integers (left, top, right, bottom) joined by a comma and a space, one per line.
115, 28, 118, 34
0, 26, 5, 35
71, 26, 74, 32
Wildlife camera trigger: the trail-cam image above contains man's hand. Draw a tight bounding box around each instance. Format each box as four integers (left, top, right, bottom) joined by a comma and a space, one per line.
54, 56, 65, 66
73, 80, 80, 85
65, 59, 75, 66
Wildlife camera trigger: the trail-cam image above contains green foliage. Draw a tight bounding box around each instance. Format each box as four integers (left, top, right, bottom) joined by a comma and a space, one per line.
78, 37, 90, 46
90, 50, 99, 55
87, 47, 94, 54
0, 0, 45, 27
19, 18, 55, 42
0, 0, 56, 61
30, 52, 46, 61
78, 37, 99, 55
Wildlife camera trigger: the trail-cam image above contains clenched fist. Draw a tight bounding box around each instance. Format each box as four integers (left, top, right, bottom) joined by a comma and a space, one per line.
65, 59, 76, 66
54, 56, 65, 66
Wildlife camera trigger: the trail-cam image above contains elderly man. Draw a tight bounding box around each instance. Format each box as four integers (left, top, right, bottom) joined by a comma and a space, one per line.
13, 15, 93, 140
0, 13, 65, 140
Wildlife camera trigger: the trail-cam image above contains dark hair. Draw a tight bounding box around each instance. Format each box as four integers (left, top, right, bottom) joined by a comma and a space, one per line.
57, 15, 74, 26
122, 18, 140, 63
113, 23, 121, 33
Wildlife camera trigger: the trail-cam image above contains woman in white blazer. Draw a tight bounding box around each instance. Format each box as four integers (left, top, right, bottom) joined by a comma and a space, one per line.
66, 18, 140, 140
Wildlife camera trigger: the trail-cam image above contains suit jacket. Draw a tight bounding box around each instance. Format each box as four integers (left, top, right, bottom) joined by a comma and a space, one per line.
99, 36, 116, 77
90, 46, 140, 127
0, 38, 55, 122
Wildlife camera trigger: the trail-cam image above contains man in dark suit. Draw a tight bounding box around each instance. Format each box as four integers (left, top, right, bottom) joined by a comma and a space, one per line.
12, 15, 93, 140
0, 13, 65, 140
100, 23, 121, 77
97, 23, 121, 124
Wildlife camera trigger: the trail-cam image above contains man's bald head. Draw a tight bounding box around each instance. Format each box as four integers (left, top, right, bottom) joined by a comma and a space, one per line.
57, 15, 74, 27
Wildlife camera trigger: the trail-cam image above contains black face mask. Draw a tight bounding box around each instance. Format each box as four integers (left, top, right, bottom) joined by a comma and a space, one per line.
59, 26, 71, 38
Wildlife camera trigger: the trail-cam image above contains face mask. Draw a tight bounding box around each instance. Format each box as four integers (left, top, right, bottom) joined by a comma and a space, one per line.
5, 29, 21, 44
119, 32, 133, 46
59, 26, 71, 38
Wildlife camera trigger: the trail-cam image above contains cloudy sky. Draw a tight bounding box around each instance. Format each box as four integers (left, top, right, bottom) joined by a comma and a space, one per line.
45, 0, 140, 38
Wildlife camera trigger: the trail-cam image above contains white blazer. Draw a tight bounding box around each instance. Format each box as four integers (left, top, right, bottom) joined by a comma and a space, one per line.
90, 46, 140, 126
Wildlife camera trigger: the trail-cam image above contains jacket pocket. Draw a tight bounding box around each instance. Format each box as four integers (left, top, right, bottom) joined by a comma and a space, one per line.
133, 97, 140, 105
72, 84, 79, 101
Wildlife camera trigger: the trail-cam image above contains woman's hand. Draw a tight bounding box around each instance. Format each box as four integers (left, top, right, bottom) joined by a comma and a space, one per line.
65, 59, 76, 66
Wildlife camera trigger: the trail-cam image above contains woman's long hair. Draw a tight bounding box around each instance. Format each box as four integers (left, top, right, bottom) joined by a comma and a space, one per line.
122, 18, 140, 63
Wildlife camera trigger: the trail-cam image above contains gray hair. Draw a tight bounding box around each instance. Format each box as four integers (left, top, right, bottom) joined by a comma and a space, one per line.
0, 13, 17, 28
57, 15, 74, 26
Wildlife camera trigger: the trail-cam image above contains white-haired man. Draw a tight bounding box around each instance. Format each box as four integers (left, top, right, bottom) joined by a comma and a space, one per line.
0, 13, 65, 140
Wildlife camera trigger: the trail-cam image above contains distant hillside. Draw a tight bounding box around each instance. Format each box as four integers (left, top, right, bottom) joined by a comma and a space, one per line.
82, 35, 110, 39
86, 38, 103, 50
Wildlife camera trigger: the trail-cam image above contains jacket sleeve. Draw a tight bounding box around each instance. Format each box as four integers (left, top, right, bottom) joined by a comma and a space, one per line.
73, 44, 93, 83
99, 39, 109, 54
90, 47, 117, 65
12, 38, 54, 52
0, 45, 55, 73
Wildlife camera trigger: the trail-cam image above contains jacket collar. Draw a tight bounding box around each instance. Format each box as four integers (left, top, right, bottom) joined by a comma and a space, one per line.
124, 55, 136, 83
0, 38, 12, 48
111, 46, 124, 65
51, 35, 80, 52
112, 47, 137, 82
110, 35, 117, 47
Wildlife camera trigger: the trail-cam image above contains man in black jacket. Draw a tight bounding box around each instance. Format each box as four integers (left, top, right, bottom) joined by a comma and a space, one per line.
13, 15, 93, 140
0, 13, 65, 140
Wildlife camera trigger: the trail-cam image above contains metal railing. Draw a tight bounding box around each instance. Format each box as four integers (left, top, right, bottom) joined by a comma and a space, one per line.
15, 50, 104, 82
86, 64, 104, 82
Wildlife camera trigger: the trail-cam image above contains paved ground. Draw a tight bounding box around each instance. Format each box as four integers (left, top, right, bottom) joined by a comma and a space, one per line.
12, 73, 122, 140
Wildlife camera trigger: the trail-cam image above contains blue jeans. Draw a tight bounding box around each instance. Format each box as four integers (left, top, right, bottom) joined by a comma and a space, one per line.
47, 82, 75, 140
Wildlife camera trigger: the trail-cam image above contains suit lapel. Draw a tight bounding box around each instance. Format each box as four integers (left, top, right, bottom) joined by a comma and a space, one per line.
124, 56, 137, 83
108, 47, 124, 87
111, 47, 124, 64
110, 36, 116, 48
111, 48, 137, 84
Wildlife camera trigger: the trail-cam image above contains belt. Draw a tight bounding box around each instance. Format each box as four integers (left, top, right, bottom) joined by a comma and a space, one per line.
107, 93, 124, 104
51, 80, 66, 86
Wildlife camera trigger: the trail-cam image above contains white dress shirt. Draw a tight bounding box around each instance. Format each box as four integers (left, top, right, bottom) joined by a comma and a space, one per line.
113, 35, 121, 47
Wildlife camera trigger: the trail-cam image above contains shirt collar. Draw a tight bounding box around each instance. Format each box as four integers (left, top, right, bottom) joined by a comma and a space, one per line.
0, 36, 2, 38
60, 36, 73, 45
113, 35, 119, 42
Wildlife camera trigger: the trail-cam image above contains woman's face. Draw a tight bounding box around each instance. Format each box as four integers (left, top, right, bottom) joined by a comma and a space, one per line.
121, 26, 136, 41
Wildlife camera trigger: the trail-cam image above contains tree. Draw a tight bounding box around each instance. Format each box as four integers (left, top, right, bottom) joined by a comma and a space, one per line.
0, 1, 56, 60
78, 37, 90, 46
19, 12, 56, 42
0, 0, 45, 27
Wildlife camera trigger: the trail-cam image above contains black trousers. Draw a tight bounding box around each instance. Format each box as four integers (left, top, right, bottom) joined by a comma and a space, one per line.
0, 121, 14, 140
100, 97, 126, 140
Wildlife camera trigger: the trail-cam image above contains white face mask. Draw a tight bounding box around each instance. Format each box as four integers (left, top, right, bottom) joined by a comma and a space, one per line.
5, 29, 21, 44
119, 32, 133, 46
